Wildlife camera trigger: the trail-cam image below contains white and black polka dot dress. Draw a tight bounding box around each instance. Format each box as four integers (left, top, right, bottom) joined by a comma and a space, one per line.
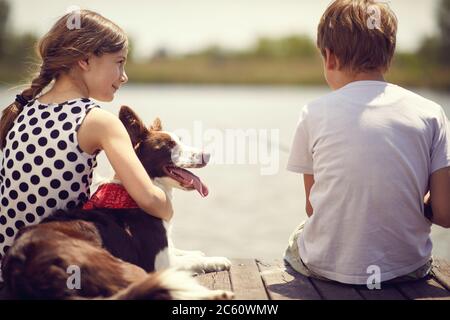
0, 98, 100, 265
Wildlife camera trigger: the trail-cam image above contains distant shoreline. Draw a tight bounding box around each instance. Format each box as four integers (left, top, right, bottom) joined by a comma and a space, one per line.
1, 81, 449, 96
1, 56, 449, 92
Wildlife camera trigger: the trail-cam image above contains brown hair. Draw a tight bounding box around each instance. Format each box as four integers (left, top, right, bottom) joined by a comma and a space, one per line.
317, 0, 397, 73
0, 10, 128, 150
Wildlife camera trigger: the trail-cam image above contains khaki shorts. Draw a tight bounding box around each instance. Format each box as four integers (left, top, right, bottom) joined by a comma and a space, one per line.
283, 221, 433, 284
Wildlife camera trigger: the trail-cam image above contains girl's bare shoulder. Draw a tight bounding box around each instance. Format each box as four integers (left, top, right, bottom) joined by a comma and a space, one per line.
84, 107, 123, 129
78, 107, 126, 153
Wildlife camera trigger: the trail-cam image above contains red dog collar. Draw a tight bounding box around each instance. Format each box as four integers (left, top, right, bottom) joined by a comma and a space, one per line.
83, 183, 139, 210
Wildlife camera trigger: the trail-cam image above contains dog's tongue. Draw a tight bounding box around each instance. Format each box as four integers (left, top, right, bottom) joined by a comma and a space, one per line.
171, 167, 209, 197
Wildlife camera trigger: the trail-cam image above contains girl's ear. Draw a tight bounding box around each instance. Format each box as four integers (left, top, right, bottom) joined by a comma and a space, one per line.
119, 105, 149, 147
150, 118, 162, 131
77, 57, 90, 71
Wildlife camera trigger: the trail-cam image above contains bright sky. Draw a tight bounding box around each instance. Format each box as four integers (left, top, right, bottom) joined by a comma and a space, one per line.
8, 0, 440, 59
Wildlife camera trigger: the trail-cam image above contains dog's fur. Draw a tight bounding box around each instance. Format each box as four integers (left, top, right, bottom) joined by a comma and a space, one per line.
1, 106, 232, 300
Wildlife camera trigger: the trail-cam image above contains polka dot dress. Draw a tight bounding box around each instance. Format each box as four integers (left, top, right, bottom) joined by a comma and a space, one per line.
0, 98, 100, 267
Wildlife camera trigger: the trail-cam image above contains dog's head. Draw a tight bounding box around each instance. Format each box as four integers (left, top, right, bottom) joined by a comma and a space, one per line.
118, 106, 209, 197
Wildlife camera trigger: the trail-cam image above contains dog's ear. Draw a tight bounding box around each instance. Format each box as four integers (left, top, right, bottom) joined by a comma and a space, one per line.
150, 117, 162, 131
119, 106, 149, 147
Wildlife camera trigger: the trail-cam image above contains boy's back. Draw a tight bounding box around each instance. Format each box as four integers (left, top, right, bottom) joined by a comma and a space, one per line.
287, 80, 450, 284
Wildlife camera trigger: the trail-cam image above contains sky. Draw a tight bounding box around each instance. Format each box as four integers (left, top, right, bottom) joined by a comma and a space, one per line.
6, 0, 441, 60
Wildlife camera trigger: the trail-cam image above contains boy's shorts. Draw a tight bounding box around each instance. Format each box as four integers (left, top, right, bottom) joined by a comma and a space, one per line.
283, 221, 433, 285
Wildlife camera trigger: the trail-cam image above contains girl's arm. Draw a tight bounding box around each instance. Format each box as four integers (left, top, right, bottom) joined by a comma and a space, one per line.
77, 108, 173, 221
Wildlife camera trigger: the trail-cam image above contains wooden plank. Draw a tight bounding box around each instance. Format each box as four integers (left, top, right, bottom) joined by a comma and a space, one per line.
229, 259, 268, 300
396, 277, 450, 300
196, 271, 232, 292
432, 258, 450, 291
256, 259, 321, 300
309, 278, 364, 300
356, 285, 406, 300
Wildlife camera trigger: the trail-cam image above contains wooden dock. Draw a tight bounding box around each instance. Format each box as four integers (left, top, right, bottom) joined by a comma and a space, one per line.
196, 258, 450, 300
0, 258, 448, 300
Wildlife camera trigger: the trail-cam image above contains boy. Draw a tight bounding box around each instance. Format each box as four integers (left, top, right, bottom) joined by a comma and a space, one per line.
285, 0, 450, 285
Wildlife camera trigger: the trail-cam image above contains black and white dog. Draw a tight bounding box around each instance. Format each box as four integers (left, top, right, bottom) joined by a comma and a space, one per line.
1, 106, 232, 300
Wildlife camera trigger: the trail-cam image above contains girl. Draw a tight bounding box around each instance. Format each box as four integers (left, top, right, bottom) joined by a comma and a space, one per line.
0, 10, 173, 271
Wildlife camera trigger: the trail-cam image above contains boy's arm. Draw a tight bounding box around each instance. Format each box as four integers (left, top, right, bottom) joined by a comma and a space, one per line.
304, 174, 315, 217
429, 167, 450, 228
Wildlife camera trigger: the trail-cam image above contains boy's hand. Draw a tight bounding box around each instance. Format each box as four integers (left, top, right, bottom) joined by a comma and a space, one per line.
424, 192, 433, 221
429, 167, 450, 228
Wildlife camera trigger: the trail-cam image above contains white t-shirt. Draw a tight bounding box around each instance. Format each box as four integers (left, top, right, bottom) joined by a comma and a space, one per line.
287, 81, 450, 284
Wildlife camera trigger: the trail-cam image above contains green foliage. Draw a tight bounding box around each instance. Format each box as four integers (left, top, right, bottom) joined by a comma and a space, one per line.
417, 0, 450, 66
185, 45, 230, 60
247, 35, 317, 59
0, 0, 38, 65
417, 36, 442, 66
0, 1, 448, 89
126, 36, 136, 63
182, 35, 317, 61
0, 0, 11, 58
2, 33, 38, 64
437, 0, 450, 65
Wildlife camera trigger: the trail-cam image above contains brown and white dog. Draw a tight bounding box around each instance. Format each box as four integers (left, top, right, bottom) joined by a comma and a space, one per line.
0, 106, 232, 300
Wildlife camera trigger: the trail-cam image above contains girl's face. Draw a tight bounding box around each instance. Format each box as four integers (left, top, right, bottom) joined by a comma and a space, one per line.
81, 48, 128, 102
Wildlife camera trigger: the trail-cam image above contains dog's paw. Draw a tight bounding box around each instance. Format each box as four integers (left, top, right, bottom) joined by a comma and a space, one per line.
172, 256, 232, 275
208, 257, 232, 272
196, 257, 232, 274
187, 250, 206, 257
173, 249, 206, 257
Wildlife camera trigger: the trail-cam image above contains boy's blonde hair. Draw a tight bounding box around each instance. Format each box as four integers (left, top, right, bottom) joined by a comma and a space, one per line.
317, 0, 397, 73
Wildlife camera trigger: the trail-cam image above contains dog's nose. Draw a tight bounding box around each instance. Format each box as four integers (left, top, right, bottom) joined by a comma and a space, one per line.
202, 152, 211, 165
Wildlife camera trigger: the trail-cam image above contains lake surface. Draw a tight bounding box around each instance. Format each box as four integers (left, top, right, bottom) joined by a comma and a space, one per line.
1, 84, 449, 260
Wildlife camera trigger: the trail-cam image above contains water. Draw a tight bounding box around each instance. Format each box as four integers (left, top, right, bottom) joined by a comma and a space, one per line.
1, 84, 449, 260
